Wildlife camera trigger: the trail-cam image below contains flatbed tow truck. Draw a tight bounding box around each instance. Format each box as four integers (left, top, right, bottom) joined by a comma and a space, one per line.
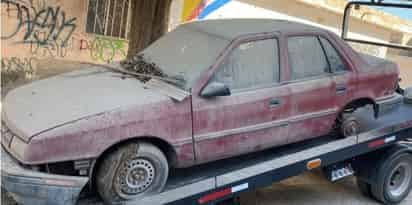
5, 94, 412, 205
2, 1, 412, 205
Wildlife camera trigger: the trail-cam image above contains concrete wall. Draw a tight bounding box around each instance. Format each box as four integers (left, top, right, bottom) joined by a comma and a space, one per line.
1, 0, 129, 88
1, 0, 129, 62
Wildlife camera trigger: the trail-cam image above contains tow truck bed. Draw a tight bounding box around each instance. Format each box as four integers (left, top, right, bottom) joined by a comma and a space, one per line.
79, 101, 412, 205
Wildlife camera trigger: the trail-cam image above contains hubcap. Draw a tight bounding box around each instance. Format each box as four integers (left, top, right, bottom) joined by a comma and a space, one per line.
343, 120, 360, 137
387, 162, 412, 198
116, 158, 155, 196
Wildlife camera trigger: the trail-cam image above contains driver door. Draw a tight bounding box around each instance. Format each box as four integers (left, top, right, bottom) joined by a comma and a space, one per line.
191, 37, 291, 164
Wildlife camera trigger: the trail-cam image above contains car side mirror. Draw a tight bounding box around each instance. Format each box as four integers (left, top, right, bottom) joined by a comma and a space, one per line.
200, 82, 231, 98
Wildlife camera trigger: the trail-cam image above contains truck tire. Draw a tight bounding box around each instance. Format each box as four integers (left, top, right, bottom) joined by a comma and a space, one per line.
96, 142, 169, 204
357, 178, 373, 198
370, 153, 412, 205
339, 114, 361, 138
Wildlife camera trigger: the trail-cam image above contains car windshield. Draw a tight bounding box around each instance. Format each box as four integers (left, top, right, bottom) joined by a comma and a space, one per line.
140, 25, 230, 90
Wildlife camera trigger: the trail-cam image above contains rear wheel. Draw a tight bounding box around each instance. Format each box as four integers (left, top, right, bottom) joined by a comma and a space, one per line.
371, 153, 412, 205
96, 142, 169, 204
338, 113, 361, 138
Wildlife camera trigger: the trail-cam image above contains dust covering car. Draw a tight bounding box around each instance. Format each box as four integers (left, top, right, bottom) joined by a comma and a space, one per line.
1, 19, 402, 204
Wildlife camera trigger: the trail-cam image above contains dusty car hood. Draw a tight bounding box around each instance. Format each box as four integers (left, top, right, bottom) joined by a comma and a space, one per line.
2, 67, 170, 141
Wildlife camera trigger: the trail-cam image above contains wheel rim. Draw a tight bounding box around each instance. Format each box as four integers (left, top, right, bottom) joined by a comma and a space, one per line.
116, 158, 156, 196
343, 120, 360, 137
387, 162, 412, 198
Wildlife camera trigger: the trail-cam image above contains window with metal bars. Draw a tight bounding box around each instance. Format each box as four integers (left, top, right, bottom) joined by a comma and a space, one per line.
86, 0, 131, 39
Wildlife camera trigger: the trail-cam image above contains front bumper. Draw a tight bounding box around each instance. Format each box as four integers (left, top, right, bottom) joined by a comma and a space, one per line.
376, 93, 403, 118
1, 147, 89, 205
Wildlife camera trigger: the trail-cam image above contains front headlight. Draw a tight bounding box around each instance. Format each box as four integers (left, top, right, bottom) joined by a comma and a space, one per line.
1, 122, 14, 147
10, 134, 29, 161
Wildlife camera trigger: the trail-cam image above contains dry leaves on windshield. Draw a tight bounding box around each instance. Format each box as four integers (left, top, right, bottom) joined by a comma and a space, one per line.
120, 54, 164, 82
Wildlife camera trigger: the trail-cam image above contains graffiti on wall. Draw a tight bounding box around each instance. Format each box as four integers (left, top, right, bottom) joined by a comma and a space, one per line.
28, 30, 70, 58
89, 36, 127, 63
0, 0, 130, 90
1, 0, 77, 47
2, 0, 127, 63
1, 0, 75, 86
1, 57, 37, 85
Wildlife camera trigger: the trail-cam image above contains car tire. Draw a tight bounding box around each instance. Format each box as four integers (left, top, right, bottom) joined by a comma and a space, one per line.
339, 114, 361, 138
96, 142, 169, 204
370, 153, 412, 205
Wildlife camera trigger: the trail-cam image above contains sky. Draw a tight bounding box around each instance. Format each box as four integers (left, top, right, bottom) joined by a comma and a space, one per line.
348, 0, 412, 21
379, 7, 412, 21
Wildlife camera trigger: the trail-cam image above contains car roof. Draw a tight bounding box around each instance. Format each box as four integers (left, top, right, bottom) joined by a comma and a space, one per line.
182, 18, 322, 40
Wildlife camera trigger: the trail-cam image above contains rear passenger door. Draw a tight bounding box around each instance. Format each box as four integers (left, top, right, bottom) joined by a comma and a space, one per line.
286, 36, 337, 143
318, 37, 354, 109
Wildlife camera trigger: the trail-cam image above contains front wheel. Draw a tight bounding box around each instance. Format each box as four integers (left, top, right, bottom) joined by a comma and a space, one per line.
96, 142, 169, 204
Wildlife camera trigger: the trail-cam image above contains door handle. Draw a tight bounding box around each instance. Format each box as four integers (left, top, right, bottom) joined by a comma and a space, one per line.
336, 85, 347, 94
269, 98, 281, 108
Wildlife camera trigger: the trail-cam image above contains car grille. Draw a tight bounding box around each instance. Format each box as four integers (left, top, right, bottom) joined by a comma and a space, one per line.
1, 123, 15, 147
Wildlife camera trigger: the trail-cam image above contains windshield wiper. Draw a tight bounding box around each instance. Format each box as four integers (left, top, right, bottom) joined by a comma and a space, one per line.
85, 63, 185, 85
79, 55, 186, 87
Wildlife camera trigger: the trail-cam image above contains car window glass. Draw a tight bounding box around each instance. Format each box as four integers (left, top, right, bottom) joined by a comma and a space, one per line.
288, 36, 329, 80
319, 37, 347, 73
212, 38, 279, 90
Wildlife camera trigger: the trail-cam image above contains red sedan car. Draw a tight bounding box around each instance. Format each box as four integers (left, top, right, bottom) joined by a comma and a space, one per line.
2, 19, 401, 204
